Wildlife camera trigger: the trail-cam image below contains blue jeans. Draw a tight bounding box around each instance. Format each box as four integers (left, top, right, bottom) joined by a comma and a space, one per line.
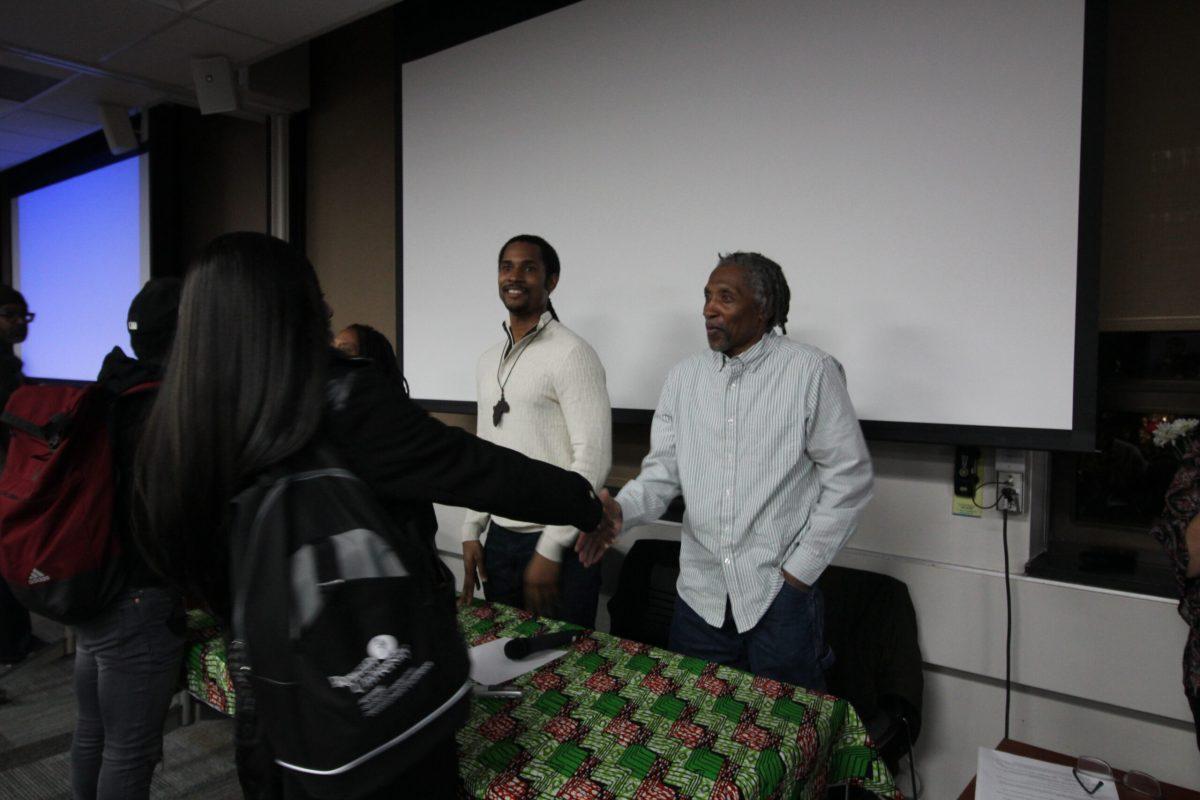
668, 584, 834, 691
482, 522, 603, 628
71, 586, 185, 800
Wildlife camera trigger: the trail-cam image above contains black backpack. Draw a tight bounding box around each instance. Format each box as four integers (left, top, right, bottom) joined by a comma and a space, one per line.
228, 447, 471, 799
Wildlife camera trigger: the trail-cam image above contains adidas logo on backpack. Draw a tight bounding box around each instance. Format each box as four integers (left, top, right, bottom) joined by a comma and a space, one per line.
27, 568, 50, 585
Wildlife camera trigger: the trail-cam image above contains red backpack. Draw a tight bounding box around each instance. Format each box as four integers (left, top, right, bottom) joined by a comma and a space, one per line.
0, 381, 156, 623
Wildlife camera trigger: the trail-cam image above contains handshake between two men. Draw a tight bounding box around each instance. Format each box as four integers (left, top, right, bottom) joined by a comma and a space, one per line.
575, 489, 623, 569
459, 488, 623, 620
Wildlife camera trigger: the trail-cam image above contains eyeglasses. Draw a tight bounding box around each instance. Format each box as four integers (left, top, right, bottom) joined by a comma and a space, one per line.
1073, 756, 1161, 798
0, 309, 34, 323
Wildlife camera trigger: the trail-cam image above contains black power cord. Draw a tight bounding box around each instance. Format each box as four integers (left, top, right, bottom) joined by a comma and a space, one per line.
999, 487, 1017, 742
975, 479, 1019, 744
971, 479, 1007, 510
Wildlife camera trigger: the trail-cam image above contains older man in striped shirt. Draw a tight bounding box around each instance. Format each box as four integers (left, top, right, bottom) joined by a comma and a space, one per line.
581, 251, 873, 690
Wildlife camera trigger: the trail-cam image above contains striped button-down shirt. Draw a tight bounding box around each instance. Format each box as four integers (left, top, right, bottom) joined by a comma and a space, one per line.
616, 331, 874, 632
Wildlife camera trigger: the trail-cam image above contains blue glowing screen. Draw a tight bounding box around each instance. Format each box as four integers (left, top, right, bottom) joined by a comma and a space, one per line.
12, 155, 148, 381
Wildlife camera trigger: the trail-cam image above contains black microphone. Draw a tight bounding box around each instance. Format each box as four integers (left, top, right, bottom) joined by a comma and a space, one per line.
503, 630, 581, 660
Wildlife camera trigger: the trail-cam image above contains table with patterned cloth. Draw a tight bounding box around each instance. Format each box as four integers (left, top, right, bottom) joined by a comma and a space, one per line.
458, 601, 900, 800
183, 609, 236, 716
181, 602, 900, 798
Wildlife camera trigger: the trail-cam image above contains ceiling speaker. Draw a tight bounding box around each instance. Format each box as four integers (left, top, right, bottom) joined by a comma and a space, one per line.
98, 104, 138, 154
191, 56, 239, 115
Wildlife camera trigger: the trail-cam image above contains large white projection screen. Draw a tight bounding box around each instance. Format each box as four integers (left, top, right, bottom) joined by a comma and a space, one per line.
11, 155, 150, 381
403, 0, 1085, 430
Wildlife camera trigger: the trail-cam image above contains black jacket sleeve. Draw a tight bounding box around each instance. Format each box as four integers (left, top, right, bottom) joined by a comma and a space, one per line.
323, 360, 602, 533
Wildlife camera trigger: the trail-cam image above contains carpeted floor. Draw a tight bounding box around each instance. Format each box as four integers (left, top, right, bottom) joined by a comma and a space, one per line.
0, 618, 241, 799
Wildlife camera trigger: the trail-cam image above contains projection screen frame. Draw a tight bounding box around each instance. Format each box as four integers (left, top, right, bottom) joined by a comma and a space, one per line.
396, 0, 1103, 452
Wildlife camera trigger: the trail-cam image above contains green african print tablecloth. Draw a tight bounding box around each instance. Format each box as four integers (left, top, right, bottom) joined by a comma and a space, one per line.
181, 602, 900, 798
457, 601, 901, 800
184, 609, 236, 716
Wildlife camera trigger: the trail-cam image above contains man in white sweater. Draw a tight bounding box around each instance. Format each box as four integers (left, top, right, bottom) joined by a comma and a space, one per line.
459, 235, 612, 627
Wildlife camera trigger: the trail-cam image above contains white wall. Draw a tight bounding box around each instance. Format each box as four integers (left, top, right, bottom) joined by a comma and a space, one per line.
437, 440, 1200, 798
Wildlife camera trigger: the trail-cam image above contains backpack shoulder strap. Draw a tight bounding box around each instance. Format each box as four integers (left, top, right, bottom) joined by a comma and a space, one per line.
0, 410, 70, 447
119, 381, 161, 398
230, 474, 288, 641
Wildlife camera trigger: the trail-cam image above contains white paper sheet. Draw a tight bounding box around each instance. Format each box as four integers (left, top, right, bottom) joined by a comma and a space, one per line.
976, 747, 1119, 800
468, 637, 568, 687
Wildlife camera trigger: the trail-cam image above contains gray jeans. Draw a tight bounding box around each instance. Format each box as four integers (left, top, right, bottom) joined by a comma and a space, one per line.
71, 586, 184, 800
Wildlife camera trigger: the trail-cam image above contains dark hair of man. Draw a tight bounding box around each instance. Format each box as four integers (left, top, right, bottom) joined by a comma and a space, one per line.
346, 323, 404, 385
0, 286, 28, 353
717, 251, 791, 334
135, 232, 331, 608
0, 286, 27, 309
498, 234, 561, 321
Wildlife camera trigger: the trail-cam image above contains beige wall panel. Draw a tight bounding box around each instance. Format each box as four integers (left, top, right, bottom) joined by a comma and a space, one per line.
307, 9, 396, 344
178, 114, 269, 261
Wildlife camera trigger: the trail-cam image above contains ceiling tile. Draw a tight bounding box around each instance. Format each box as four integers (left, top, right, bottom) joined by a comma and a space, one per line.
104, 16, 275, 88
0, 148, 30, 169
25, 75, 166, 123
191, 0, 396, 45
0, 0, 181, 64
0, 109, 100, 140
0, 64, 66, 103
0, 129, 61, 155
0, 52, 77, 82
2, 0, 395, 135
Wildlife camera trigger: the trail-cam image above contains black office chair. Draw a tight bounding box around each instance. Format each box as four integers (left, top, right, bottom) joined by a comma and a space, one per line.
816, 565, 924, 791
606, 538, 680, 648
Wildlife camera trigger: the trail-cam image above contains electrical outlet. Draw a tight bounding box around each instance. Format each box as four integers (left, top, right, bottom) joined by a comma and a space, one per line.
997, 470, 1024, 514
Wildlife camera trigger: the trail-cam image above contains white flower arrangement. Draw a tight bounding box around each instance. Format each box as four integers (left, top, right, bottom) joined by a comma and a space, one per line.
1152, 417, 1199, 459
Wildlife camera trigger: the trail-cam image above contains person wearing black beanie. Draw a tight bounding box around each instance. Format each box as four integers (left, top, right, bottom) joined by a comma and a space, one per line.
71, 278, 185, 800
125, 278, 181, 363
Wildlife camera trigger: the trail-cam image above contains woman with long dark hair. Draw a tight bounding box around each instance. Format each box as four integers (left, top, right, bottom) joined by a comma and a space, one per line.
136, 232, 608, 798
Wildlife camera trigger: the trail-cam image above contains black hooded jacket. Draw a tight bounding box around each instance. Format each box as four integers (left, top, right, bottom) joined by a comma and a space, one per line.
320, 351, 603, 554
105, 347, 604, 614
97, 347, 165, 589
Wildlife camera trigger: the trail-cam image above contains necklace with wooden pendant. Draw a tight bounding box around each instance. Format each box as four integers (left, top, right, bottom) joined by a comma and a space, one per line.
493, 323, 545, 426
492, 395, 510, 426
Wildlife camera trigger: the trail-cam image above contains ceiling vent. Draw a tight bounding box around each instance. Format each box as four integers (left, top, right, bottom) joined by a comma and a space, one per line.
0, 64, 63, 103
